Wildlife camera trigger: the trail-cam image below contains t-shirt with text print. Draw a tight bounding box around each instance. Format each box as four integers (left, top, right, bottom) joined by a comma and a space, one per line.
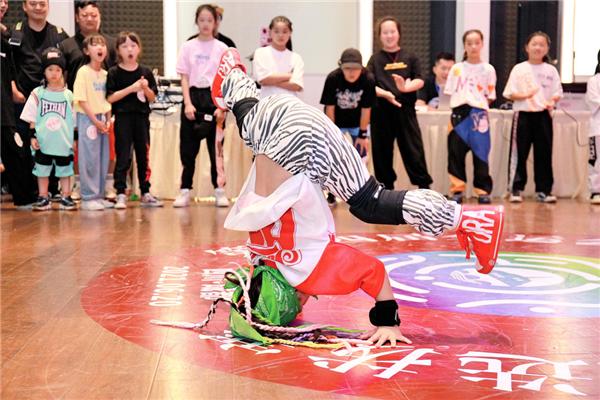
320, 68, 376, 128
20, 86, 74, 157
73, 64, 111, 114
444, 61, 496, 110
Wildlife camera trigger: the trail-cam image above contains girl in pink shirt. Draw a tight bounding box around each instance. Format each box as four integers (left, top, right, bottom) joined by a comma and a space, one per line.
174, 4, 228, 208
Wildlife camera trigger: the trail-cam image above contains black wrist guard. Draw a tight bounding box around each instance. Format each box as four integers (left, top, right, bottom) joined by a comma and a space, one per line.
29, 127, 36, 139
358, 129, 368, 139
369, 300, 400, 326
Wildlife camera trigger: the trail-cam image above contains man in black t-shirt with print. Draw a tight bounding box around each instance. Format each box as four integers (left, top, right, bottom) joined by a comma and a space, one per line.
320, 48, 375, 204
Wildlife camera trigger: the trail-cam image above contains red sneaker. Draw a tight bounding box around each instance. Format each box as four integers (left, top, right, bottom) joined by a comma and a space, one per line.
456, 205, 504, 274
212, 47, 246, 110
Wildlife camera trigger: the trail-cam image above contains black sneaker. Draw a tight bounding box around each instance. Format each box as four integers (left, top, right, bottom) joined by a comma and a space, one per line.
450, 192, 463, 204
478, 194, 492, 204
50, 193, 62, 203
33, 196, 51, 211
59, 196, 77, 210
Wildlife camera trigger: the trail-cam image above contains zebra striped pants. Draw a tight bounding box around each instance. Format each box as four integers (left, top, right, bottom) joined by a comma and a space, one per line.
222, 69, 459, 236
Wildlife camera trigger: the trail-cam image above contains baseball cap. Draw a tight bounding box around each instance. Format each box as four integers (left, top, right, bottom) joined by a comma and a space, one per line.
41, 47, 66, 71
339, 48, 363, 69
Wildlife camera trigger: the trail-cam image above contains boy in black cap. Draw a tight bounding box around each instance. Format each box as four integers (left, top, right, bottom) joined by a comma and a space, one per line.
320, 48, 376, 203
20, 47, 76, 210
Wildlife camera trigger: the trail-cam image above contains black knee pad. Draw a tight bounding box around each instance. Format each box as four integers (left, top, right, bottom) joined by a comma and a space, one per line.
347, 176, 407, 225
232, 98, 259, 134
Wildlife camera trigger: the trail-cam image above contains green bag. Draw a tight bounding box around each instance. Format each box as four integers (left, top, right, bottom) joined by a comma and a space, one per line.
227, 265, 301, 328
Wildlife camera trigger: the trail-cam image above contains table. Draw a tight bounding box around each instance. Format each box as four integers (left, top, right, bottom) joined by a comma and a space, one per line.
146, 109, 591, 200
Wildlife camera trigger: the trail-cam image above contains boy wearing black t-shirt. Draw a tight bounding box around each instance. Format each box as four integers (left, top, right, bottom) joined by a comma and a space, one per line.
321, 49, 375, 159
320, 48, 375, 203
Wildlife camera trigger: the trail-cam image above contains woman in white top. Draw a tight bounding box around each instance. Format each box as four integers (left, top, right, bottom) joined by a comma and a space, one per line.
503, 31, 563, 203
252, 16, 304, 99
174, 4, 228, 208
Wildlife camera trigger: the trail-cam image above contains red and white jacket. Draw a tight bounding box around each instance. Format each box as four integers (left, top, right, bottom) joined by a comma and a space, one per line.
224, 163, 385, 298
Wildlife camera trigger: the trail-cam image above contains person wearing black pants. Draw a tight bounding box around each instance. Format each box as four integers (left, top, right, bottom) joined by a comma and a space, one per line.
106, 31, 161, 209
503, 32, 563, 203
367, 17, 432, 190
447, 105, 493, 198
179, 87, 219, 193
370, 102, 432, 189
1, 9, 36, 208
509, 111, 553, 197
112, 114, 152, 192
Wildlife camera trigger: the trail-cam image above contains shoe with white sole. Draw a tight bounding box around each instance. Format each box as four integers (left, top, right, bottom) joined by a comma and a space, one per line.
141, 193, 163, 207
82, 200, 104, 211
173, 189, 191, 208
115, 194, 127, 209
509, 191, 523, 203
214, 188, 230, 207
456, 205, 505, 274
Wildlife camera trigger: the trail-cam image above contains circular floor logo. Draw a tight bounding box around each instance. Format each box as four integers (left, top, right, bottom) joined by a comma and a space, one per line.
385, 251, 600, 318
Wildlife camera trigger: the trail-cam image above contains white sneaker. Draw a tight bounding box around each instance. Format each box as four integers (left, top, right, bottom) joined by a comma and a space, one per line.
115, 194, 127, 209
509, 191, 523, 203
101, 199, 115, 209
141, 193, 164, 207
173, 189, 191, 208
82, 200, 104, 211
591, 193, 600, 204
215, 188, 230, 207
536, 192, 557, 203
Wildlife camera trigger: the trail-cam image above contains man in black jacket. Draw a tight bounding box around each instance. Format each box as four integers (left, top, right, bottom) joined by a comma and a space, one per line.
59, 0, 116, 90
8, 0, 69, 203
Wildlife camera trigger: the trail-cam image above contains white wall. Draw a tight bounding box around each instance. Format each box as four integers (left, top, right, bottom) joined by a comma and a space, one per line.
455, 0, 491, 62
170, 0, 359, 106
49, 0, 75, 36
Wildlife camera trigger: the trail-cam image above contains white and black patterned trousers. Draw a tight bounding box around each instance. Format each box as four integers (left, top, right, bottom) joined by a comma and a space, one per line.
222, 69, 459, 235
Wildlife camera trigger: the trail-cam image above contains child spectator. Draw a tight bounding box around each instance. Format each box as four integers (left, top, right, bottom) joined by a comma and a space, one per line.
73, 34, 113, 211
586, 50, 600, 204
416, 52, 455, 110
444, 30, 496, 204
173, 4, 228, 208
107, 31, 162, 209
504, 31, 562, 203
20, 48, 75, 211
252, 16, 304, 99
320, 48, 375, 204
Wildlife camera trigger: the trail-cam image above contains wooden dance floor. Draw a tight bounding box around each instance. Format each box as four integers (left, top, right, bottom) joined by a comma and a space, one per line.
1, 198, 599, 399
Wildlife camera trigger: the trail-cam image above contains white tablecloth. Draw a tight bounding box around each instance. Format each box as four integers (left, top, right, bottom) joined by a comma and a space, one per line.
147, 109, 591, 200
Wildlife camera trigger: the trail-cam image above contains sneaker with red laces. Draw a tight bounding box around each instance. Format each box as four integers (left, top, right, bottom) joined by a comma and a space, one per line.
456, 205, 505, 274
212, 47, 246, 110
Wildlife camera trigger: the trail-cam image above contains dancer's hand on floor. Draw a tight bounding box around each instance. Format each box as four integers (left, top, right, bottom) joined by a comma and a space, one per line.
362, 326, 412, 347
